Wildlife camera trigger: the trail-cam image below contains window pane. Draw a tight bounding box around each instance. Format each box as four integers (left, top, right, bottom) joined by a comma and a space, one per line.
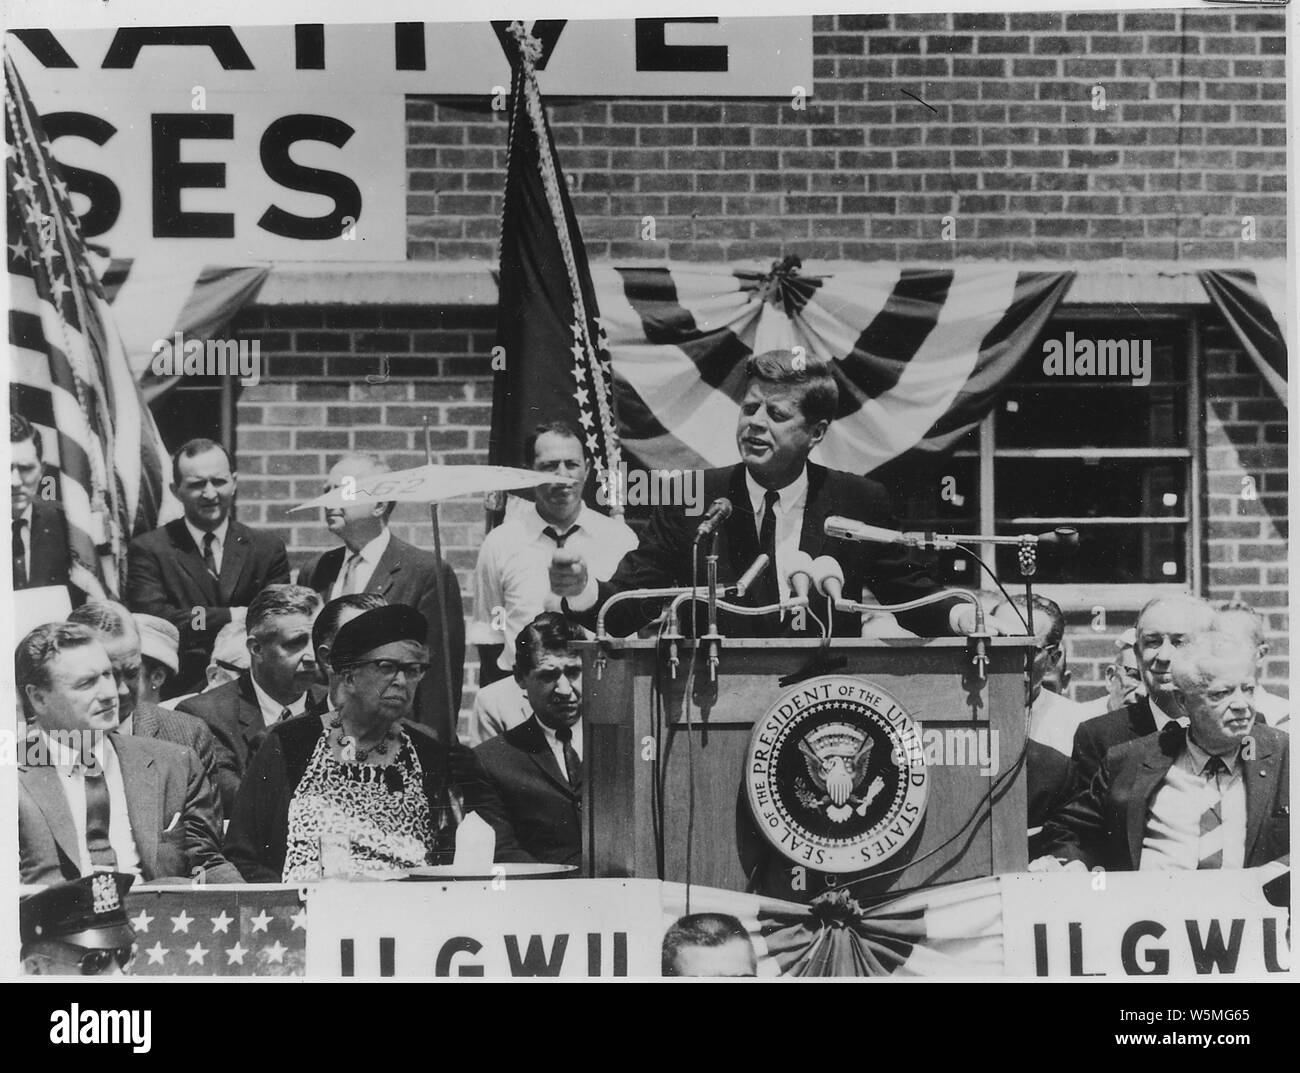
890, 450, 979, 587
994, 524, 1187, 584
995, 459, 1188, 520
149, 384, 226, 452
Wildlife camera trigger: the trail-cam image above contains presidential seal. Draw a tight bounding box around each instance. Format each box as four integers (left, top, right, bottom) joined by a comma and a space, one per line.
745, 675, 928, 873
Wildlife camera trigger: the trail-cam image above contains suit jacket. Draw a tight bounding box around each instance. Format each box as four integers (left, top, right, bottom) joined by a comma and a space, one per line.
176, 671, 328, 818
18, 500, 80, 601
473, 718, 581, 866
130, 701, 224, 825
1069, 696, 1161, 796
575, 463, 959, 639
125, 517, 290, 690
223, 713, 529, 882
297, 533, 466, 740
1026, 739, 1072, 860
1041, 725, 1290, 871
18, 731, 242, 885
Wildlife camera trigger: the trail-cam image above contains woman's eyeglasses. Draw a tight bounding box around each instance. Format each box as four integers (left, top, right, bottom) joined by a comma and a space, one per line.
351, 659, 430, 681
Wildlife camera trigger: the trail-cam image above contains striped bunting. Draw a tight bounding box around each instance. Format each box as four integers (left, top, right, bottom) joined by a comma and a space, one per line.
595, 264, 1075, 478
1198, 266, 1288, 406
5, 54, 176, 599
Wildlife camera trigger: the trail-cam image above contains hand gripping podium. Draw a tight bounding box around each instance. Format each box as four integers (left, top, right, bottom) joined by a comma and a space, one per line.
578, 636, 1035, 901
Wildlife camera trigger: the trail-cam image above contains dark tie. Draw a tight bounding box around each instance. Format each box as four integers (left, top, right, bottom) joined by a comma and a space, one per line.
202, 531, 218, 578
752, 489, 780, 610
279, 707, 292, 723
84, 766, 118, 872
1198, 755, 1228, 870
12, 517, 27, 587
555, 724, 582, 793
543, 526, 572, 549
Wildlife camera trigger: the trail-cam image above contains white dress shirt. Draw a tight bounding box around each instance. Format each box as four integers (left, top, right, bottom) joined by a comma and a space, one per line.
45, 730, 142, 878
471, 504, 637, 670
185, 518, 230, 575
1027, 687, 1095, 758
1141, 735, 1246, 871
533, 715, 584, 773
743, 466, 808, 604
330, 528, 391, 599
249, 673, 309, 729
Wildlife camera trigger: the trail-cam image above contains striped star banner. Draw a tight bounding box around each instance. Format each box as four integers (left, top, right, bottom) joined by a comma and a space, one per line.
594, 261, 1075, 482
5, 54, 177, 599
125, 887, 306, 977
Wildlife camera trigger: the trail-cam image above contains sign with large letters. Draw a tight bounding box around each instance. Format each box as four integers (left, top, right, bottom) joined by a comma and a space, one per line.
7, 19, 812, 260
304, 879, 662, 977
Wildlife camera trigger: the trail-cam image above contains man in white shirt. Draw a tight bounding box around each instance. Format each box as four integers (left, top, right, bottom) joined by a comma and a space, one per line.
472, 613, 586, 865
177, 584, 325, 814
17, 622, 237, 884
471, 421, 636, 688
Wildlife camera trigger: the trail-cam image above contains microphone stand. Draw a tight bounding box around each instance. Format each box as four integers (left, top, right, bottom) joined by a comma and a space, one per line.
703, 529, 722, 681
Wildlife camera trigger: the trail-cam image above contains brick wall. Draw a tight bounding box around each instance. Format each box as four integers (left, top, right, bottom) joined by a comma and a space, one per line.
409, 9, 1287, 263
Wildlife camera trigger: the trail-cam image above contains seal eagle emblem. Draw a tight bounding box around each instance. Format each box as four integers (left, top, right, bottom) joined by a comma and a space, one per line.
746, 675, 928, 872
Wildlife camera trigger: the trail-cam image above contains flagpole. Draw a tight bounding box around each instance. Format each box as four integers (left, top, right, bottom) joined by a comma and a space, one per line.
423, 416, 458, 743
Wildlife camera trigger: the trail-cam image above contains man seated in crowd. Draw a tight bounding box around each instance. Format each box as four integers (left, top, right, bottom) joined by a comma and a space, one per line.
134, 613, 180, 705
551, 351, 985, 641
297, 451, 465, 740
68, 601, 222, 817
662, 913, 759, 978
1075, 627, 1144, 721
17, 622, 239, 885
474, 613, 585, 865
159, 616, 248, 709
178, 585, 325, 815
11, 413, 77, 603
1066, 594, 1215, 795
1034, 631, 1289, 872
126, 438, 290, 692
21, 872, 138, 976
470, 420, 636, 688
1213, 600, 1289, 728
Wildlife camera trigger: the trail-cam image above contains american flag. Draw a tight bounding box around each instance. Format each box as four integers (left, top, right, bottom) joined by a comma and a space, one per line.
5, 53, 175, 599
124, 888, 306, 978
594, 261, 1076, 485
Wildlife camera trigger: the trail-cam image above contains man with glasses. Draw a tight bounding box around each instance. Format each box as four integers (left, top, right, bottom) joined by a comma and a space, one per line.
1075, 628, 1145, 721
179, 585, 325, 814
21, 872, 138, 976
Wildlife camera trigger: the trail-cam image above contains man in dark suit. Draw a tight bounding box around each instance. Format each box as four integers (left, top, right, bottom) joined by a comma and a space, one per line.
16, 622, 239, 885
126, 438, 290, 692
11, 413, 78, 603
551, 351, 977, 640
474, 613, 584, 865
1068, 594, 1216, 795
178, 584, 325, 815
1037, 632, 1289, 871
297, 452, 465, 741
67, 600, 223, 819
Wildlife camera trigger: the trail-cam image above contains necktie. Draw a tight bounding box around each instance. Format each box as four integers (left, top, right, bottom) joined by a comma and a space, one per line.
555, 724, 582, 793
84, 766, 118, 871
279, 707, 292, 723
752, 489, 780, 611
202, 531, 218, 578
340, 551, 363, 595
1198, 755, 1228, 870
12, 517, 27, 587
543, 526, 571, 549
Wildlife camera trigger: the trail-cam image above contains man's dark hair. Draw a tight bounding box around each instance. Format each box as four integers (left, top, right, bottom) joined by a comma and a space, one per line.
68, 600, 137, 639
524, 421, 585, 468
996, 594, 1065, 649
10, 413, 42, 460
312, 592, 387, 657
16, 622, 100, 717
514, 612, 584, 678
171, 438, 234, 484
661, 913, 754, 977
744, 350, 839, 427
247, 585, 322, 641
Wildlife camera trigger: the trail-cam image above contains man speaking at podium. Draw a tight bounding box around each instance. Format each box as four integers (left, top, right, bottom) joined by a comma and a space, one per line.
550, 351, 981, 640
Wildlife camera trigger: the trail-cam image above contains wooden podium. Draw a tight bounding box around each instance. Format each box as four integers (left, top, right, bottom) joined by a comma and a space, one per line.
579, 636, 1034, 901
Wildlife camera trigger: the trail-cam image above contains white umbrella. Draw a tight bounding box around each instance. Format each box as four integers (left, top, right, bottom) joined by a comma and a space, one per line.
288, 463, 573, 512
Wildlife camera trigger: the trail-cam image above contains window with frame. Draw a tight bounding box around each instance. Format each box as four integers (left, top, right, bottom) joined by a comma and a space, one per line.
897, 312, 1198, 594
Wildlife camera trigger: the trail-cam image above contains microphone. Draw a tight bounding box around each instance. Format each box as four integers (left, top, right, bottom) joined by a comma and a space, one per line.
826, 515, 1082, 552
695, 497, 733, 541
786, 550, 816, 601
810, 555, 844, 603
824, 516, 908, 545
733, 553, 769, 597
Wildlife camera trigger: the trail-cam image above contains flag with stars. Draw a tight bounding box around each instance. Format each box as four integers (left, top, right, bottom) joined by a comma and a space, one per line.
5, 53, 176, 599
124, 888, 307, 977
488, 23, 622, 506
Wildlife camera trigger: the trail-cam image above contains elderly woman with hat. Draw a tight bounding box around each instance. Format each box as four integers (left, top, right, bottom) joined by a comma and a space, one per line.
223, 602, 524, 881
